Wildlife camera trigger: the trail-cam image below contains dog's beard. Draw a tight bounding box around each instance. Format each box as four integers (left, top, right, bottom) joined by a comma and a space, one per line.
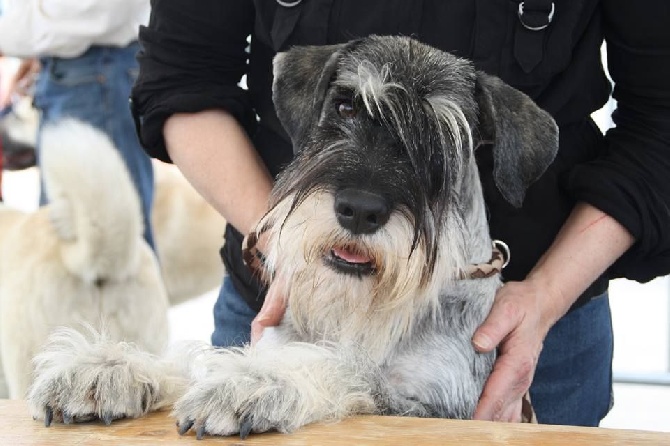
259, 190, 467, 361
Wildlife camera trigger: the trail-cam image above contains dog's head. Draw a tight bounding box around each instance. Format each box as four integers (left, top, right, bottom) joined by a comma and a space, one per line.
273, 36, 558, 207
259, 36, 557, 343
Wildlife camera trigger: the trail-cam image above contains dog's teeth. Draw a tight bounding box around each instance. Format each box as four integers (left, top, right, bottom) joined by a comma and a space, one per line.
44, 406, 53, 427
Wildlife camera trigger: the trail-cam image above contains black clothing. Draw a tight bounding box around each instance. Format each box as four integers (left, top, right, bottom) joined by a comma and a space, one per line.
132, 0, 670, 313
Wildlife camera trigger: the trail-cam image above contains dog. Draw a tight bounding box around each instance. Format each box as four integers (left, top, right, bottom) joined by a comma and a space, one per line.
151, 160, 226, 306
0, 119, 170, 399
0, 102, 226, 304
26, 36, 558, 437
0, 119, 225, 399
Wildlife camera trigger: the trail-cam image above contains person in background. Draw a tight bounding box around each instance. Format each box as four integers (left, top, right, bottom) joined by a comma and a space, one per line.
0, 0, 155, 249
0, 55, 15, 200
131, 0, 670, 427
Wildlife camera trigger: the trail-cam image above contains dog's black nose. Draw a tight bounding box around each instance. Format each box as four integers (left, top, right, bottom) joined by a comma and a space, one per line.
334, 189, 391, 234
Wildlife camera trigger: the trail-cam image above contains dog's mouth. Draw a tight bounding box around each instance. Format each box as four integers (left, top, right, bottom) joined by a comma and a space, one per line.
324, 245, 376, 276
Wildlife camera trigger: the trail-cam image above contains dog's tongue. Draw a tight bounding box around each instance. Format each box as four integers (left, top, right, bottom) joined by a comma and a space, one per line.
332, 247, 371, 264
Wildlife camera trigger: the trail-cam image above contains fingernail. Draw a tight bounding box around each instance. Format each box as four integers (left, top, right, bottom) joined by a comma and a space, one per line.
254, 314, 269, 325
472, 333, 493, 351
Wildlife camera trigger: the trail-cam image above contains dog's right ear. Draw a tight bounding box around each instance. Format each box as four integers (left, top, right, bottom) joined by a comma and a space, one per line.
272, 43, 347, 151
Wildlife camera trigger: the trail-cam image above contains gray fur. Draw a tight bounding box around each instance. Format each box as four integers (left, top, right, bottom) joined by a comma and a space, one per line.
26, 36, 557, 438
475, 73, 559, 207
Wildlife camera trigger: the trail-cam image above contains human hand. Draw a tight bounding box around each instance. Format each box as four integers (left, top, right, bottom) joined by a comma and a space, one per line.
12, 58, 40, 96
244, 225, 289, 345
0, 58, 39, 108
471, 279, 560, 422
250, 276, 288, 344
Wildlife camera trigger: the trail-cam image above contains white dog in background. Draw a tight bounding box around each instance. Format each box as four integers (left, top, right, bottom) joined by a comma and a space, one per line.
151, 161, 225, 306
0, 102, 226, 306
0, 119, 224, 399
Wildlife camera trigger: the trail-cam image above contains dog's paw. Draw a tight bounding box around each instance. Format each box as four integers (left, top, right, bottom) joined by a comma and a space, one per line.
27, 327, 169, 426
173, 361, 305, 439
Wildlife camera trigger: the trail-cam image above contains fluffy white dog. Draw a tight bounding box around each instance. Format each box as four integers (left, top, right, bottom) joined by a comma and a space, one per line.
0, 120, 169, 398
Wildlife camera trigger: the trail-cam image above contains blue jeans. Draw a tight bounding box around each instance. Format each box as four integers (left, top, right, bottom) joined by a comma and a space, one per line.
530, 292, 614, 426
211, 276, 614, 426
212, 277, 258, 347
33, 42, 155, 250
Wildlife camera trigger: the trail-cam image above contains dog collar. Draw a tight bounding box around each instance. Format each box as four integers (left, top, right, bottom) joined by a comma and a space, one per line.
242, 228, 269, 283
459, 240, 510, 280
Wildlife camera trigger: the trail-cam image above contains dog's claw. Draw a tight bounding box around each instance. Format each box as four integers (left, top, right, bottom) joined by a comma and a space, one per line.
101, 412, 113, 426
178, 419, 194, 436
239, 415, 253, 440
196, 425, 206, 440
44, 406, 53, 427
62, 412, 73, 425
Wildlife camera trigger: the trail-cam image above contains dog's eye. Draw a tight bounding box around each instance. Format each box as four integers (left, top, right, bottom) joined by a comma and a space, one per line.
335, 100, 357, 119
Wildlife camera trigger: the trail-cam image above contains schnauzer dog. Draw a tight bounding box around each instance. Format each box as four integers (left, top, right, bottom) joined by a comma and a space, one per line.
27, 36, 557, 438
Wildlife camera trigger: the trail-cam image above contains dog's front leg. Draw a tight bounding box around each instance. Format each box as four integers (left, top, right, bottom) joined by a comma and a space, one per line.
173, 342, 380, 439
27, 327, 187, 426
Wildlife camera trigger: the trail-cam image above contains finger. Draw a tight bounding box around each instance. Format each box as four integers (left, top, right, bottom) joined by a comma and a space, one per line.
472, 290, 524, 352
498, 399, 523, 423
250, 285, 287, 345
473, 351, 534, 421
473, 365, 509, 421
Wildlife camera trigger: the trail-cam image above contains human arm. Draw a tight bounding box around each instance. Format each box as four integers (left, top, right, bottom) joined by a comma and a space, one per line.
0, 58, 39, 108
134, 0, 269, 230
164, 111, 289, 332
472, 0, 670, 422
164, 110, 272, 236
472, 202, 634, 421
134, 0, 289, 326
134, 0, 272, 232
0, 0, 149, 58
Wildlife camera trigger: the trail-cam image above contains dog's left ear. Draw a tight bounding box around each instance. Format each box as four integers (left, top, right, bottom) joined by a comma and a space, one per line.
272, 43, 347, 151
475, 72, 559, 208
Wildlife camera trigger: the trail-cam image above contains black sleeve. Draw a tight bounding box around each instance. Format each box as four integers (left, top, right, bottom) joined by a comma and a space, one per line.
564, 0, 670, 282
130, 0, 256, 162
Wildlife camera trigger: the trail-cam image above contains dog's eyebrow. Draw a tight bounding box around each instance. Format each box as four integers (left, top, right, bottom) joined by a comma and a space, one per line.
356, 62, 407, 118
424, 94, 473, 155
333, 61, 406, 116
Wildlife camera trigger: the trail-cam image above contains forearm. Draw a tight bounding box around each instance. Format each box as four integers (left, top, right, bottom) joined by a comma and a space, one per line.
528, 202, 634, 331
164, 110, 273, 235
473, 202, 634, 421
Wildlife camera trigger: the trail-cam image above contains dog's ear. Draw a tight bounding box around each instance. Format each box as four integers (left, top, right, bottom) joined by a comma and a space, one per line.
272, 43, 347, 151
475, 72, 559, 208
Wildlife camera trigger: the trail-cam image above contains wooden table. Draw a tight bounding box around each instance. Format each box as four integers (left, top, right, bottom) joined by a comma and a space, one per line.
1, 400, 668, 445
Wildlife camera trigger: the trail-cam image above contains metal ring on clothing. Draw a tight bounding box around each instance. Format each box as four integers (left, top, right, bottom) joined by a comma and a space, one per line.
492, 240, 511, 269
276, 0, 302, 7
517, 2, 555, 31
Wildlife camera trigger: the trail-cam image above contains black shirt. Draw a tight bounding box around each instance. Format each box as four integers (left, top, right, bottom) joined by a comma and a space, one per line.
132, 0, 670, 312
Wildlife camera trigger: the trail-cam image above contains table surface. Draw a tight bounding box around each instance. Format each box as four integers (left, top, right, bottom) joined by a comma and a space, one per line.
1, 400, 668, 445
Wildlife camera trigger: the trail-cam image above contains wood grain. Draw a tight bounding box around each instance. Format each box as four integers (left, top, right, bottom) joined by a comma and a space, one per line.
1, 399, 668, 445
